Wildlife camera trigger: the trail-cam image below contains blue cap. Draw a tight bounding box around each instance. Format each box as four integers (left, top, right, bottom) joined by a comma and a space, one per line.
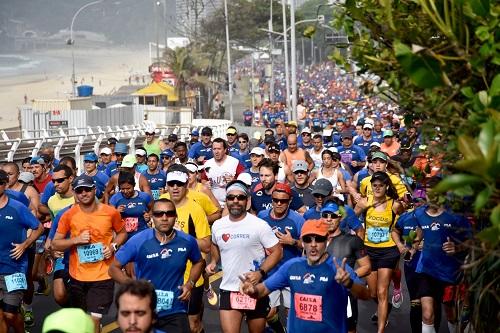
83, 152, 98, 162
191, 130, 199, 136
30, 156, 46, 165
321, 202, 340, 214
72, 174, 95, 189
114, 143, 128, 154
160, 150, 174, 157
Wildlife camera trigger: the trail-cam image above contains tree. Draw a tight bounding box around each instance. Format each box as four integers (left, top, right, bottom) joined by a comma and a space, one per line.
328, 0, 499, 331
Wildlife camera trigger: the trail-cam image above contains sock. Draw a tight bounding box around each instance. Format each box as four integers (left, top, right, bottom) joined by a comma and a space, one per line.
410, 302, 422, 333
447, 321, 457, 333
267, 313, 286, 333
422, 322, 436, 333
392, 269, 402, 289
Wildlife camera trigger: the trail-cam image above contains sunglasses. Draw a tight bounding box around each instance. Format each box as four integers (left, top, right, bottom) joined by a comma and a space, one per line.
239, 141, 247, 144
272, 198, 290, 204
145, 132, 154, 136
322, 212, 341, 219
74, 187, 93, 194
52, 177, 68, 184
226, 194, 247, 201
152, 210, 177, 218
167, 180, 185, 188
294, 170, 307, 175
313, 193, 327, 198
114, 153, 126, 157
226, 133, 236, 136
302, 235, 328, 243
301, 133, 311, 136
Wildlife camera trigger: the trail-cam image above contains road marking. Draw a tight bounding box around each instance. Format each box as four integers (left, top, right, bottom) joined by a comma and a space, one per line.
102, 321, 119, 333
101, 272, 223, 333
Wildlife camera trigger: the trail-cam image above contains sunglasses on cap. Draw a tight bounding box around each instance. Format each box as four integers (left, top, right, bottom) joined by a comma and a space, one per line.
52, 177, 68, 184
226, 194, 247, 201
302, 235, 328, 243
322, 212, 341, 219
74, 187, 94, 194
152, 210, 177, 218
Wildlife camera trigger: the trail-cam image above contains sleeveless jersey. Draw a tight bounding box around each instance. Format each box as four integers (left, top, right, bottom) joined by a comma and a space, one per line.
364, 197, 397, 248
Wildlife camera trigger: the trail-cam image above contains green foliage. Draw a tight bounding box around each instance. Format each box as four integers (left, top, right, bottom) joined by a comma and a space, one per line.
330, 0, 500, 330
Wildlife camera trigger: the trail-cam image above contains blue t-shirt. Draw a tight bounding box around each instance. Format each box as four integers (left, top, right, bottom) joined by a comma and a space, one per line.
40, 181, 56, 206
372, 131, 384, 142
48, 205, 72, 272
97, 162, 110, 173
136, 164, 148, 174
0, 198, 40, 274
5, 189, 30, 207
142, 170, 167, 192
109, 191, 152, 238
264, 256, 360, 332
106, 161, 120, 177
355, 169, 370, 189
251, 184, 304, 214
115, 229, 201, 317
414, 207, 472, 283
395, 209, 422, 271
257, 209, 305, 275
337, 145, 366, 174
303, 205, 362, 232
245, 169, 261, 190
353, 136, 375, 155
188, 142, 213, 161
232, 151, 251, 169
89, 172, 109, 199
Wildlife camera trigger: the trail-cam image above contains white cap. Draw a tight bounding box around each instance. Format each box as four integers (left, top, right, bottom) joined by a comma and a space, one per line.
327, 146, 338, 153
185, 162, 198, 173
250, 147, 265, 156
100, 147, 112, 155
370, 142, 381, 148
166, 171, 188, 183
135, 149, 147, 156
237, 173, 252, 187
363, 123, 373, 129
301, 127, 311, 134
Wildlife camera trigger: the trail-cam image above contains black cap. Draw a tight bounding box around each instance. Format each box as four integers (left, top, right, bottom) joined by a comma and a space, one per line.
201, 127, 212, 136
72, 174, 96, 189
341, 131, 353, 139
268, 142, 280, 152
264, 135, 275, 144
107, 137, 118, 145
40, 153, 52, 163
168, 134, 178, 141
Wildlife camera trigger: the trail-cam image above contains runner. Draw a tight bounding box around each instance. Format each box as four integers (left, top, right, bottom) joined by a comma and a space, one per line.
82, 152, 109, 199
315, 150, 347, 201
354, 171, 405, 333
135, 149, 149, 174
257, 182, 305, 333
142, 153, 166, 201
338, 131, 366, 175
52, 174, 127, 332
143, 129, 162, 156
308, 134, 325, 171
206, 180, 283, 333
188, 127, 214, 165
97, 147, 113, 172
109, 198, 204, 333
106, 143, 129, 177
279, 134, 314, 183
239, 219, 369, 332
290, 160, 315, 209
0, 169, 44, 333
245, 147, 265, 189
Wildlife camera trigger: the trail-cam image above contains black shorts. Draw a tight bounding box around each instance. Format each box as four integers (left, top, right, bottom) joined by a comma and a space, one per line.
404, 261, 420, 300
187, 285, 204, 315
366, 246, 400, 271
69, 278, 114, 315
0, 275, 24, 313
347, 293, 358, 331
415, 273, 447, 301
219, 289, 270, 320
156, 313, 190, 333
53, 269, 70, 285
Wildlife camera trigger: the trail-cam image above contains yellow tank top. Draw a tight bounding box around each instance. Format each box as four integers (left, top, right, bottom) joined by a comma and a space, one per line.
364, 197, 397, 248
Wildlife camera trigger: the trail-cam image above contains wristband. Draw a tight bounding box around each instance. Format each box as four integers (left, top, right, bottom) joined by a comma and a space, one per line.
188, 279, 195, 287
259, 268, 267, 279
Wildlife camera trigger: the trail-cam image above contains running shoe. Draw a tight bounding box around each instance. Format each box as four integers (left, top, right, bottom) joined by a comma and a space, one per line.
35, 277, 50, 296
205, 284, 218, 306
24, 310, 35, 327
392, 288, 403, 308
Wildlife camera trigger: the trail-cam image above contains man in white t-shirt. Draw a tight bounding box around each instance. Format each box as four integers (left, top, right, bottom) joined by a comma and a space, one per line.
206, 180, 282, 333
202, 138, 245, 207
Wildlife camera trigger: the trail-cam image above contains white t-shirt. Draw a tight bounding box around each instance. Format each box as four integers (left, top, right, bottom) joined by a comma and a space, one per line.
212, 213, 279, 291
204, 155, 241, 206
309, 147, 325, 170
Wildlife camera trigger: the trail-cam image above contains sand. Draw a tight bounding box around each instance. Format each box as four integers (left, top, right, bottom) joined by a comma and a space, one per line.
0, 47, 150, 130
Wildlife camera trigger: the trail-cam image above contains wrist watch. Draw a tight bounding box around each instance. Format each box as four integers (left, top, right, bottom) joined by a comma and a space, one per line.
111, 242, 119, 252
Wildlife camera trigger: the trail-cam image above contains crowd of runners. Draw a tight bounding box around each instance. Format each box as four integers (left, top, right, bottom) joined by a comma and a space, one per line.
0, 62, 473, 333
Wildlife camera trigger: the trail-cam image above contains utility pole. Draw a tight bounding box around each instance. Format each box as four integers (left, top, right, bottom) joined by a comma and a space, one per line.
269, 0, 274, 104
223, 0, 234, 122
282, 0, 290, 110
290, 0, 297, 121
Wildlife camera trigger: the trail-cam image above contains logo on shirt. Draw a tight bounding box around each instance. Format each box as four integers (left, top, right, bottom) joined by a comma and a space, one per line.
160, 248, 173, 259
255, 191, 263, 197
127, 202, 137, 209
177, 247, 187, 252
290, 275, 301, 281
430, 221, 440, 231
146, 252, 159, 259
319, 276, 329, 282
221, 233, 250, 242
4, 215, 13, 220
222, 233, 230, 242
303, 273, 315, 284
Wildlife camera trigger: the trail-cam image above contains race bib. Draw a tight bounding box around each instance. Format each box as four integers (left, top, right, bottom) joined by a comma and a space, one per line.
77, 243, 104, 263
151, 190, 160, 201
5, 273, 27, 292
340, 153, 352, 164
124, 217, 139, 233
367, 227, 390, 243
156, 290, 174, 312
294, 293, 322, 322
230, 292, 257, 310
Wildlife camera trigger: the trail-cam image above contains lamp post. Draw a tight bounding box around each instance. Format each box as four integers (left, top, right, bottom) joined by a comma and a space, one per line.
290, 0, 297, 121
68, 0, 103, 97
282, 0, 290, 110
223, 0, 234, 122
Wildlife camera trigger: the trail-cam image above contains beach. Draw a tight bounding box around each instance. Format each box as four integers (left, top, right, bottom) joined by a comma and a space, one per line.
0, 46, 150, 129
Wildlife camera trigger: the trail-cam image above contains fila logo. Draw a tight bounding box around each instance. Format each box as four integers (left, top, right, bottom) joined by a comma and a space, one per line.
5, 216, 13, 220
177, 248, 187, 252
320, 277, 329, 282
290, 276, 301, 281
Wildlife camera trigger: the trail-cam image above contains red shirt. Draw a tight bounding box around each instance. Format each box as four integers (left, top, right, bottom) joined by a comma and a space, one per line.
34, 174, 52, 194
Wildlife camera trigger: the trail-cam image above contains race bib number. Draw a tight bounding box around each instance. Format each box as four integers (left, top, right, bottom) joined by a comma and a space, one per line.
294, 293, 322, 322
156, 290, 174, 312
230, 292, 257, 310
77, 243, 104, 263
124, 217, 139, 232
151, 190, 160, 201
5, 273, 27, 292
367, 227, 390, 243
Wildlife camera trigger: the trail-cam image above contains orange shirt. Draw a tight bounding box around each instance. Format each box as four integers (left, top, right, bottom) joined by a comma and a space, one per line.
57, 204, 124, 282
380, 141, 400, 157
281, 148, 307, 170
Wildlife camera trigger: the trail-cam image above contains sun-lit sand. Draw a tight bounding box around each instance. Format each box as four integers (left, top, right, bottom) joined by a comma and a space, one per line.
0, 47, 150, 129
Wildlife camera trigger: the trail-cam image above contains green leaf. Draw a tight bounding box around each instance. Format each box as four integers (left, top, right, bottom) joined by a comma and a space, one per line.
475, 26, 490, 41
469, 0, 490, 17
379, 0, 396, 30
478, 120, 495, 156
491, 204, 500, 227
455, 158, 487, 176
474, 187, 492, 214
478, 90, 491, 106
490, 74, 500, 96
394, 43, 444, 89
461, 86, 475, 98
477, 226, 500, 246
457, 135, 485, 159
432, 174, 483, 193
